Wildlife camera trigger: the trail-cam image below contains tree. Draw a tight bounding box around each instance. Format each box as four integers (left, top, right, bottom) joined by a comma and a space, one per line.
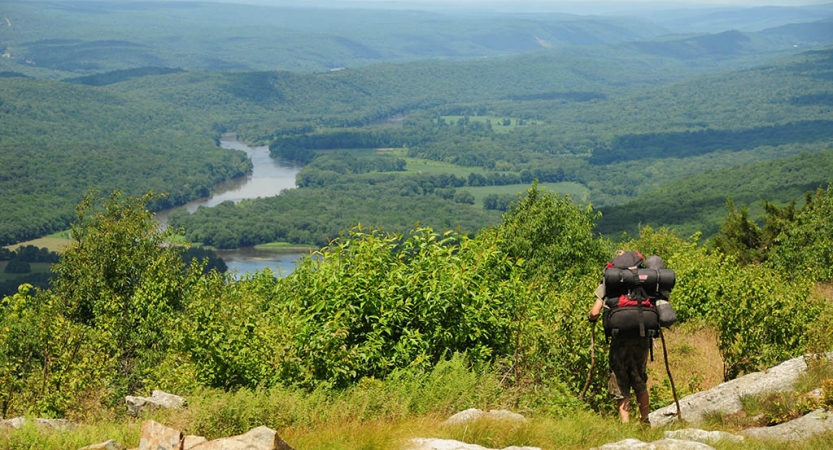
712, 199, 763, 265
3, 259, 31, 274
495, 181, 607, 286
50, 189, 199, 397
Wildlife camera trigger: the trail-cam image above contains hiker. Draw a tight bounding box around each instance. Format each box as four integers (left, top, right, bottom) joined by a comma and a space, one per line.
587, 251, 663, 424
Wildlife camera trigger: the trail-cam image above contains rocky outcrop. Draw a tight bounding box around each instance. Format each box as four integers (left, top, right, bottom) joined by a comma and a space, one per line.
407, 438, 540, 450
663, 429, 743, 445
443, 408, 528, 426
591, 438, 716, 449
79, 440, 126, 450
0, 417, 74, 431
410, 408, 537, 450
649, 353, 833, 427
125, 390, 185, 416
741, 408, 833, 441
80, 420, 295, 450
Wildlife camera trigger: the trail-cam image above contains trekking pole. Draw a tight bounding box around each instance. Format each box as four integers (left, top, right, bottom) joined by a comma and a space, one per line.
659, 328, 682, 422
580, 320, 596, 401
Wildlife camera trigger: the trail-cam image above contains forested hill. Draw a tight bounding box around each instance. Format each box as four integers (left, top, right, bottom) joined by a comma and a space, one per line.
0, 77, 252, 246
1, 1, 833, 248
3, 46, 833, 247
1, 0, 831, 77
596, 149, 833, 239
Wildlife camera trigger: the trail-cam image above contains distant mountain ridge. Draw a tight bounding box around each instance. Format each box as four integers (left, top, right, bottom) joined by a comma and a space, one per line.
3, 1, 832, 76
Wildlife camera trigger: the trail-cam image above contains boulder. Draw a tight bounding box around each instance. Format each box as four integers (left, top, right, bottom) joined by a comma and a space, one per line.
650, 355, 817, 427
79, 439, 126, 450
183, 435, 208, 449
187, 425, 294, 450
663, 429, 743, 444
139, 420, 181, 450
741, 408, 833, 441
591, 438, 716, 449
126, 390, 185, 416
0, 417, 74, 431
407, 438, 540, 450
443, 408, 528, 426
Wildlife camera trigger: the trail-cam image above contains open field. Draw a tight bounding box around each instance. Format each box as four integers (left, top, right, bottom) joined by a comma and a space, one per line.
4, 236, 72, 253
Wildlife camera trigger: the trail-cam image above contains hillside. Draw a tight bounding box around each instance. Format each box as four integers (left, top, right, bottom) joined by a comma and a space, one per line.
1, 2, 833, 248
0, 77, 251, 245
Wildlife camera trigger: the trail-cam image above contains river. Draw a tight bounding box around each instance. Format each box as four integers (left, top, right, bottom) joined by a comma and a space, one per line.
155, 134, 306, 278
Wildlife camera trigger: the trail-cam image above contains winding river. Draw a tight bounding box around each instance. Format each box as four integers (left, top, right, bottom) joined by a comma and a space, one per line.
155, 134, 306, 278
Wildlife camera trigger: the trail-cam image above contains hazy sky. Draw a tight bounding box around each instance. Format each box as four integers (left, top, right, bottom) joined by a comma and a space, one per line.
239, 0, 828, 5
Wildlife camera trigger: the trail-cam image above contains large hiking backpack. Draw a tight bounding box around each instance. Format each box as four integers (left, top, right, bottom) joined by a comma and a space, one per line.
601, 251, 676, 338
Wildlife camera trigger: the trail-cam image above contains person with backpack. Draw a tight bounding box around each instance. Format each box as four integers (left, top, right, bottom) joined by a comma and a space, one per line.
587, 250, 671, 424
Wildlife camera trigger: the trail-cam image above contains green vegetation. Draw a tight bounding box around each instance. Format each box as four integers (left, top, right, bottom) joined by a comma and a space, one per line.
2, 185, 833, 448
3, 34, 833, 247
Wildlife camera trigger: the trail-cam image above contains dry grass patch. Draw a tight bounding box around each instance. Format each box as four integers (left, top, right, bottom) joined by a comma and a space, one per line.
647, 323, 724, 407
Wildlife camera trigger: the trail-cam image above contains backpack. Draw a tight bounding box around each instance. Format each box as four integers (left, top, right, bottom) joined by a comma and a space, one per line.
601, 251, 673, 338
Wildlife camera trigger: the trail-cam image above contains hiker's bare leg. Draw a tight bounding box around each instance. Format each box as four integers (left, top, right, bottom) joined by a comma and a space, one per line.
636, 390, 650, 422
617, 397, 630, 423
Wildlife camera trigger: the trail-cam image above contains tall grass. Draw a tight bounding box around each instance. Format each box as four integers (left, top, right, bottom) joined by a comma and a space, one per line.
1, 347, 831, 449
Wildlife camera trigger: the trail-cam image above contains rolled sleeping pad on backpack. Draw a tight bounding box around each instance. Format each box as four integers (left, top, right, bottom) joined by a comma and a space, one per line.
603, 268, 676, 293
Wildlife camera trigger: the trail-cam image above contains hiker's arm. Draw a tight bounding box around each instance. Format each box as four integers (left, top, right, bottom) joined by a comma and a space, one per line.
588, 298, 603, 322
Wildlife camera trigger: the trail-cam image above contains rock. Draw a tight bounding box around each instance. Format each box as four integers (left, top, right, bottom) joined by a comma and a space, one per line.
741, 408, 833, 441
650, 354, 822, 427
592, 438, 716, 449
139, 420, 181, 450
663, 428, 743, 444
188, 425, 294, 450
407, 438, 540, 450
126, 390, 185, 416
0, 417, 28, 430
183, 435, 208, 449
443, 408, 527, 426
79, 439, 127, 450
0, 417, 74, 431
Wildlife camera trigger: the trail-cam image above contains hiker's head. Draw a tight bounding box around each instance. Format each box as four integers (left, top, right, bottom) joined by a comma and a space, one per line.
613, 249, 626, 257
645, 255, 665, 270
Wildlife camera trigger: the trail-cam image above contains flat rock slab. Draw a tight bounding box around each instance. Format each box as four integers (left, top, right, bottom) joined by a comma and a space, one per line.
649, 355, 824, 427
592, 438, 716, 450
742, 409, 833, 442
443, 408, 528, 426
408, 438, 540, 450
663, 429, 744, 444
188, 425, 294, 450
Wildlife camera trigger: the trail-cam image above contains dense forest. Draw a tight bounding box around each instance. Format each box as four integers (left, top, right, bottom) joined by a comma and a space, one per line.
0, 1, 832, 250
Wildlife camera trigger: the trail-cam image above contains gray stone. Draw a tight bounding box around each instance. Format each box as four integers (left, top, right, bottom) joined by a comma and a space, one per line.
126, 390, 185, 416
138, 420, 181, 450
0, 417, 28, 430
741, 408, 833, 442
0, 417, 74, 431
188, 425, 294, 450
663, 428, 744, 444
443, 408, 527, 426
650, 353, 833, 427
78, 439, 126, 450
183, 435, 208, 449
592, 438, 715, 450
407, 438, 540, 450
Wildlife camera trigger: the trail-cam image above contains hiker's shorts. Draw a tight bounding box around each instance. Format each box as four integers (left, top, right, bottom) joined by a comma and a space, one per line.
608, 335, 650, 400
